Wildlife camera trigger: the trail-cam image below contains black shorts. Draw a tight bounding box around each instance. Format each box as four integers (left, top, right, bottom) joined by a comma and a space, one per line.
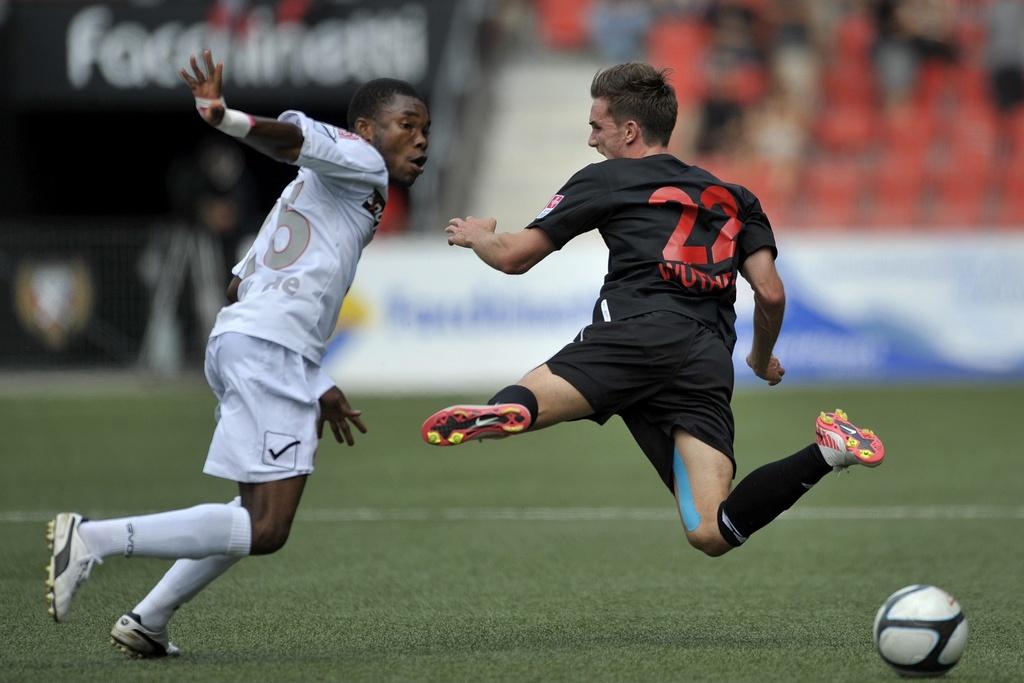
546, 310, 735, 491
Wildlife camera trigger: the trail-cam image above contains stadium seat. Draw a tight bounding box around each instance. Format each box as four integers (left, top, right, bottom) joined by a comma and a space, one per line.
952, 65, 991, 110
947, 104, 999, 157
863, 196, 921, 227
835, 12, 874, 64
997, 162, 1024, 228
535, 0, 593, 50
802, 158, 865, 228
868, 153, 927, 226
725, 64, 768, 107
929, 198, 988, 229
1005, 109, 1024, 157
882, 103, 935, 158
995, 194, 1024, 228
647, 19, 708, 106
816, 105, 877, 154
821, 60, 876, 109
915, 61, 954, 109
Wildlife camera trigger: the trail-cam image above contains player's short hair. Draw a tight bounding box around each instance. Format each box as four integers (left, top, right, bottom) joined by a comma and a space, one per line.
347, 78, 424, 130
590, 63, 677, 146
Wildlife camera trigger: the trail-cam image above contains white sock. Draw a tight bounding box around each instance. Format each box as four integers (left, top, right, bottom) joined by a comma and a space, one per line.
78, 501, 251, 559
133, 555, 242, 631
131, 497, 246, 630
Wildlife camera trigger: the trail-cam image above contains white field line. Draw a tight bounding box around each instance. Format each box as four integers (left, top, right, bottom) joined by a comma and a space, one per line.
2, 506, 1023, 524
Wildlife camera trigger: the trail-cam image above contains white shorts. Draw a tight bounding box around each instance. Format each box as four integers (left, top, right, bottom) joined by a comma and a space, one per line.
203, 332, 322, 483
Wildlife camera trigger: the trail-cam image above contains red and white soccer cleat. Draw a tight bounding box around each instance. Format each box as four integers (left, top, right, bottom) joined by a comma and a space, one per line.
815, 409, 885, 470
421, 404, 532, 446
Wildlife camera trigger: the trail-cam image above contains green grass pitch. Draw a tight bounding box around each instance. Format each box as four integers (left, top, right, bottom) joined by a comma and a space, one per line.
1, 384, 1022, 682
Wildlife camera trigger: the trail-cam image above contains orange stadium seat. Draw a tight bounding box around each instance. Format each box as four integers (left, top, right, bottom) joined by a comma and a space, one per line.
816, 105, 877, 154
835, 12, 874, 63
947, 104, 999, 154
1005, 109, 1024, 156
802, 158, 865, 227
929, 196, 988, 228
915, 61, 955, 109
647, 19, 709, 107
996, 194, 1024, 228
953, 65, 991, 109
867, 153, 927, 226
535, 0, 593, 50
882, 103, 935, 158
997, 162, 1024, 228
821, 60, 876, 109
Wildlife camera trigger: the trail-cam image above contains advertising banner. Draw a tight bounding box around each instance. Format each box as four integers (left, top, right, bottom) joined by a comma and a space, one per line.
5, 0, 455, 109
736, 233, 1024, 383
0, 222, 151, 366
323, 234, 1024, 391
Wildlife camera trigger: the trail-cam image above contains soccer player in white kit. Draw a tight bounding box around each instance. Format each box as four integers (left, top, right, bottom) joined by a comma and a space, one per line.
44, 50, 430, 657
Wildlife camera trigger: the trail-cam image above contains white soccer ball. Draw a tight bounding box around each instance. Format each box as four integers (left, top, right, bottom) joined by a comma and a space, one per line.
873, 585, 968, 678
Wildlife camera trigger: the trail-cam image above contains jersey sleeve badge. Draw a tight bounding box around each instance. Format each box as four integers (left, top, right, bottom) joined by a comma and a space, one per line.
534, 194, 564, 220
362, 189, 387, 226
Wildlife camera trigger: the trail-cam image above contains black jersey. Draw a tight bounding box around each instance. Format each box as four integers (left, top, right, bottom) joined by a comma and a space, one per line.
529, 154, 776, 351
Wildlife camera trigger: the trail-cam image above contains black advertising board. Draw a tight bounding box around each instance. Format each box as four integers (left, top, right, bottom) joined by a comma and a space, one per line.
5, 0, 456, 110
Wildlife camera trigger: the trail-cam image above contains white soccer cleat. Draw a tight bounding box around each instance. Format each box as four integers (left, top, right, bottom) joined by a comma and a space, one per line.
45, 512, 102, 623
815, 409, 885, 471
111, 612, 181, 658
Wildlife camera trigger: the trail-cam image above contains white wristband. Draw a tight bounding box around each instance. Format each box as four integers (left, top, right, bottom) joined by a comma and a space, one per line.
194, 96, 254, 138
217, 108, 254, 138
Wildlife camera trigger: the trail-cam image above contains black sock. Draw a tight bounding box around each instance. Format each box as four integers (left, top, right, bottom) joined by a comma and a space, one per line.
487, 385, 538, 425
717, 444, 829, 546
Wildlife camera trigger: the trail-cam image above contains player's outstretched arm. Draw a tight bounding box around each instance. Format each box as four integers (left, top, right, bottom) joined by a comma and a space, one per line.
180, 49, 303, 163
740, 248, 786, 386
445, 216, 555, 274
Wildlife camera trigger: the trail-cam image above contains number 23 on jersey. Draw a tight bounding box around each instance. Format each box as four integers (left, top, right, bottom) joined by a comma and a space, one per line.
650, 184, 743, 292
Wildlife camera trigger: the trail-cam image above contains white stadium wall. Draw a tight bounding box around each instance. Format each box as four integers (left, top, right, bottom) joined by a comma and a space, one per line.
323, 234, 1024, 393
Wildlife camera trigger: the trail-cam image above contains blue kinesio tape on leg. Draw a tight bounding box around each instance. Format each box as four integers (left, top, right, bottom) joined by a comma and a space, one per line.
673, 449, 701, 532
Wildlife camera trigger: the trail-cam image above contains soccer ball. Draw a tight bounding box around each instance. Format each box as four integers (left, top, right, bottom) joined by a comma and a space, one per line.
873, 585, 968, 678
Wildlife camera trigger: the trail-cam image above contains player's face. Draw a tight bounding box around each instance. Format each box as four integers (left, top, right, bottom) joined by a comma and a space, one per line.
588, 97, 629, 159
369, 95, 430, 187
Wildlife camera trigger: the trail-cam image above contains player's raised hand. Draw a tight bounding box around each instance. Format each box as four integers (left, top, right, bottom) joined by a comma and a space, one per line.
747, 354, 785, 386
180, 49, 225, 127
445, 216, 497, 247
317, 386, 368, 446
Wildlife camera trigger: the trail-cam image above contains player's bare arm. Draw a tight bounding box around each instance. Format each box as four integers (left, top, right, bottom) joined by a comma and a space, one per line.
226, 276, 242, 304
445, 216, 555, 274
740, 247, 786, 386
180, 50, 303, 163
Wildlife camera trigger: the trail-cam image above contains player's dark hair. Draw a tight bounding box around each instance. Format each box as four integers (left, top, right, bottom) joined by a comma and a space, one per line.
347, 78, 424, 130
590, 63, 677, 146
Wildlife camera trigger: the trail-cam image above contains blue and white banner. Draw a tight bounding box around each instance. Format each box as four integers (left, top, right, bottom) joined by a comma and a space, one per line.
324, 234, 1024, 392
735, 233, 1024, 383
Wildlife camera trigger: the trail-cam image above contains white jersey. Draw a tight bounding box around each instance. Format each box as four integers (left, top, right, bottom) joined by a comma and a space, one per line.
210, 110, 388, 364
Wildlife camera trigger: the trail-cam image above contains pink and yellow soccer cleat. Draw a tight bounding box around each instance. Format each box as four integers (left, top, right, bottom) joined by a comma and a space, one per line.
421, 404, 532, 446
815, 409, 885, 470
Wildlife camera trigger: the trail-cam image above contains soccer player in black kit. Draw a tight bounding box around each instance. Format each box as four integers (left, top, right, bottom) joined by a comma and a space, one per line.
421, 63, 884, 556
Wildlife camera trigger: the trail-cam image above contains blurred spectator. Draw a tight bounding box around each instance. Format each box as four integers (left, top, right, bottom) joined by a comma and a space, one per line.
696, 1, 766, 153
744, 93, 806, 171
986, 0, 1024, 113
588, 0, 654, 62
166, 136, 261, 272
764, 0, 817, 114
872, 0, 958, 107
139, 137, 261, 374
537, 0, 1024, 229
